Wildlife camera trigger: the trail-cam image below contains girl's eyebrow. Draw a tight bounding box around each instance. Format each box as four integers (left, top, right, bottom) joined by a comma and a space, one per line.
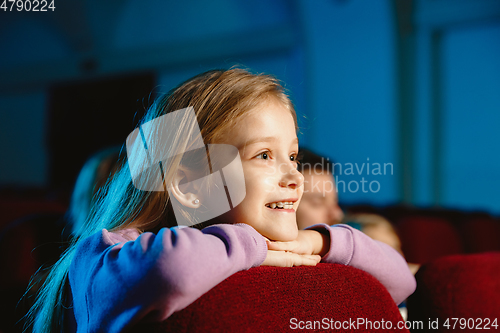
238, 137, 299, 155
243, 136, 278, 147
244, 137, 299, 147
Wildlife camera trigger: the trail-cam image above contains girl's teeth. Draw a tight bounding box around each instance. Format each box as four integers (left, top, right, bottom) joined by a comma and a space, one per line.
267, 201, 294, 209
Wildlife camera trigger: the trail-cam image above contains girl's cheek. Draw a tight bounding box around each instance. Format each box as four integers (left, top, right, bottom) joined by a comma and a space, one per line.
263, 163, 276, 176
264, 176, 276, 194
296, 189, 304, 202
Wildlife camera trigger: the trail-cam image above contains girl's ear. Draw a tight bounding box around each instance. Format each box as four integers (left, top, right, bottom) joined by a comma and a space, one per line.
169, 169, 201, 209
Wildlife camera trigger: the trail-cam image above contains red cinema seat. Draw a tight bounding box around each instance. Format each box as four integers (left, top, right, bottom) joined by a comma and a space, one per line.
460, 217, 500, 253
407, 252, 500, 332
397, 216, 463, 264
133, 264, 409, 333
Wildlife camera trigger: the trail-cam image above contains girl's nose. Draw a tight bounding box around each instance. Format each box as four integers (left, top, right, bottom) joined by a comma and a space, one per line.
279, 163, 304, 189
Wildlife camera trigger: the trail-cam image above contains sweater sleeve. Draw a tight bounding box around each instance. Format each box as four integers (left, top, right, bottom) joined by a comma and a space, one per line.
305, 223, 416, 305
68, 223, 267, 333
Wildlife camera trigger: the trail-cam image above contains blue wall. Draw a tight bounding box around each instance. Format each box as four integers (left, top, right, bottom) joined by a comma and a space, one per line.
441, 21, 500, 213
296, 0, 398, 205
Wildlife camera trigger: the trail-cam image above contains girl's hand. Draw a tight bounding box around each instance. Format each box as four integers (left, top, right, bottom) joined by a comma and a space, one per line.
266, 230, 330, 257
262, 249, 321, 267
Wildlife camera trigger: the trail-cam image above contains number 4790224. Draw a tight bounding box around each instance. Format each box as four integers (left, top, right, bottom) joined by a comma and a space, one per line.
1, 0, 55, 12
443, 318, 498, 330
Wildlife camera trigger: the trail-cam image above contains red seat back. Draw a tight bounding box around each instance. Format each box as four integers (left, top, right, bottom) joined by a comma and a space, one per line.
397, 216, 463, 264
460, 217, 500, 253
133, 264, 409, 333
408, 252, 500, 330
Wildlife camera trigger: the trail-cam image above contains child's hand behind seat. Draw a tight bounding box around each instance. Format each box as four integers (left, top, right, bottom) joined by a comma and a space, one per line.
266, 230, 331, 258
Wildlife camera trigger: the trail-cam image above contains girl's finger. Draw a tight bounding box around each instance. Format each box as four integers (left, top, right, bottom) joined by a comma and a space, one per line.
262, 250, 321, 267
296, 254, 322, 266
266, 240, 297, 252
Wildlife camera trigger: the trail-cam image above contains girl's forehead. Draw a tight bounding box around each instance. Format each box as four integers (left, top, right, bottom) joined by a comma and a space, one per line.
222, 102, 298, 149
243, 98, 294, 125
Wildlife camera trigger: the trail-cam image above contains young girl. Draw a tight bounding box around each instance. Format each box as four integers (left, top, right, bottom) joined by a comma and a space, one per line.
28, 68, 415, 332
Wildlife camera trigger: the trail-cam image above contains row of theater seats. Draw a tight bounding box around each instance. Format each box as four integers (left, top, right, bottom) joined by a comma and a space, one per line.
347, 204, 500, 263
349, 204, 500, 332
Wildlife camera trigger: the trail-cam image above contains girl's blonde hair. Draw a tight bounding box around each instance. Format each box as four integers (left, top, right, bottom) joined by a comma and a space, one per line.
27, 68, 296, 332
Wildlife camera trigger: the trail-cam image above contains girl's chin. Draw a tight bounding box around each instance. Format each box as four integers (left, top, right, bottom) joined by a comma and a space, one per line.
219, 209, 299, 241
263, 225, 299, 242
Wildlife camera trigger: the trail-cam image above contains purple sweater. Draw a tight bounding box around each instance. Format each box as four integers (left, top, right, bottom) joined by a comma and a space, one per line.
67, 223, 415, 332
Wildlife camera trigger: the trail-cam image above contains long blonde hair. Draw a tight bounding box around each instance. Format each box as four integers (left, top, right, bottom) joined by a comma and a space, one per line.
27, 68, 296, 332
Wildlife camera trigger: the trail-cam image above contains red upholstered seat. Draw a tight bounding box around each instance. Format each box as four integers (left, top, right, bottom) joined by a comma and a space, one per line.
460, 217, 500, 253
397, 216, 463, 264
407, 252, 500, 332
133, 263, 408, 333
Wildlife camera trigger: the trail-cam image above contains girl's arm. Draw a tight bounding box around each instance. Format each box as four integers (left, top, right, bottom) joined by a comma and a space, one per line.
313, 224, 416, 305
69, 223, 267, 332
268, 224, 416, 305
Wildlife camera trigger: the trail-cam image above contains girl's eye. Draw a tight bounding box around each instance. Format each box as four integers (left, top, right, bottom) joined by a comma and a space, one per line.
256, 152, 270, 160
290, 154, 299, 169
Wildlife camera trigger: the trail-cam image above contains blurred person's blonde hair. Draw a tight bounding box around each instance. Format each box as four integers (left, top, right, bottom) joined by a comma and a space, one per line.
343, 213, 403, 255
66, 147, 121, 237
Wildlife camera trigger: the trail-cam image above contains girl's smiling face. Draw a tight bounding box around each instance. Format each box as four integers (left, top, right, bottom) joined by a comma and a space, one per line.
216, 98, 304, 241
